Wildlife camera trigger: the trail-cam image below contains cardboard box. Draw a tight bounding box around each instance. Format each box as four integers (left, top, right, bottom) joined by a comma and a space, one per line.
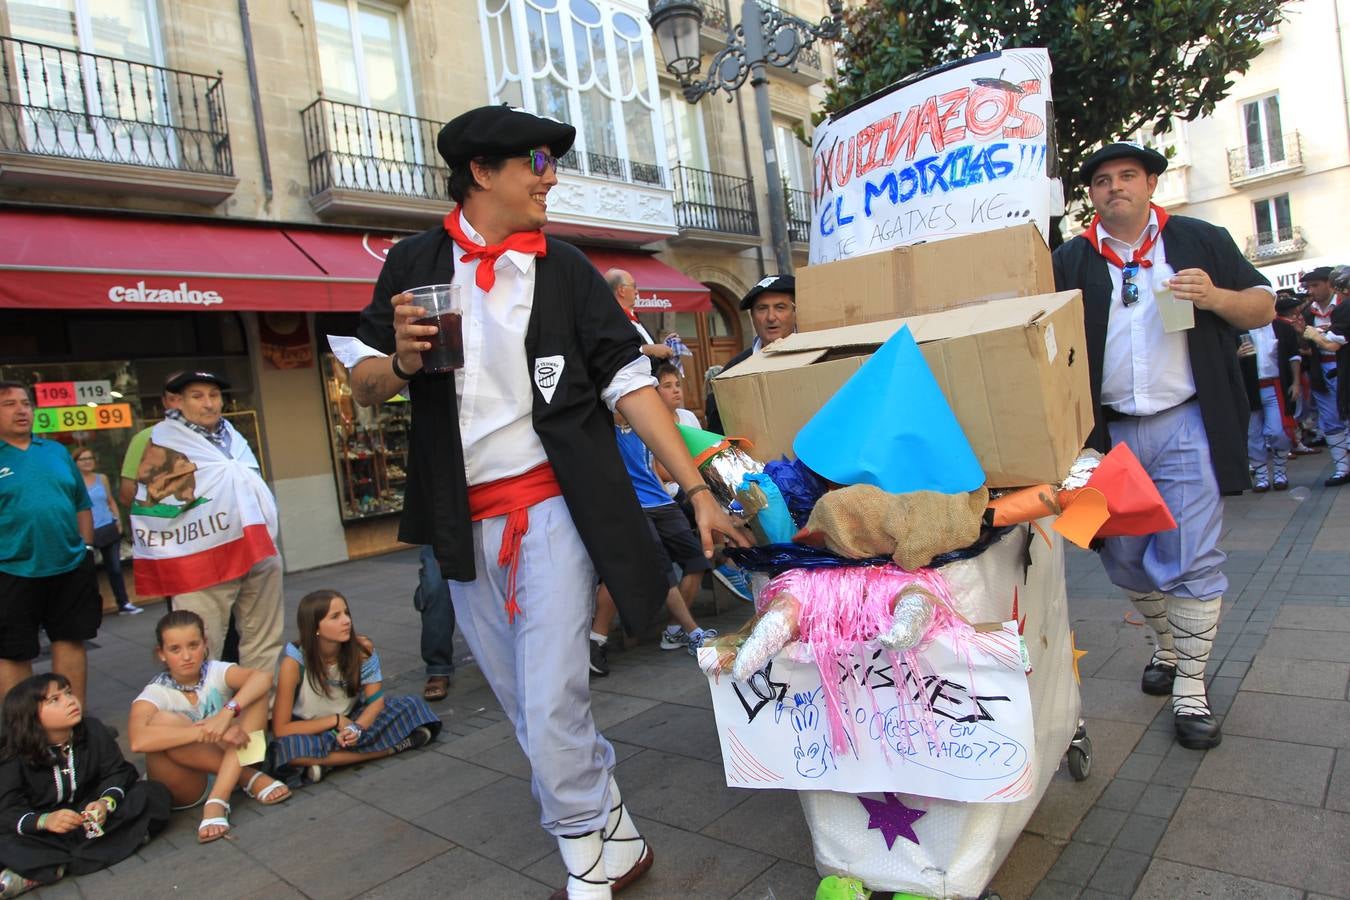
711, 290, 1093, 488
795, 224, 1055, 332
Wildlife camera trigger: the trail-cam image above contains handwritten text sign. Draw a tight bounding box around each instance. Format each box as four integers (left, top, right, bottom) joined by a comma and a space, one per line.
700, 622, 1035, 802
809, 49, 1055, 264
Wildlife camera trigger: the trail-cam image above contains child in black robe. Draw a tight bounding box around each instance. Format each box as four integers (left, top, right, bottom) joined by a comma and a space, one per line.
0, 674, 171, 895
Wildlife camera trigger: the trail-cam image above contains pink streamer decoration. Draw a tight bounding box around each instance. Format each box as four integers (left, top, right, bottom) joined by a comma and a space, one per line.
758, 565, 971, 755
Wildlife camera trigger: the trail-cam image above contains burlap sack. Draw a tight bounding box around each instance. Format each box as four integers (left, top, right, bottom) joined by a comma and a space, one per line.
804, 484, 989, 571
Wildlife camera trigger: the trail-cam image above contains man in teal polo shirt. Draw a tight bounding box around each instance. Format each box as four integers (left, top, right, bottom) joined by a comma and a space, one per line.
0, 381, 102, 705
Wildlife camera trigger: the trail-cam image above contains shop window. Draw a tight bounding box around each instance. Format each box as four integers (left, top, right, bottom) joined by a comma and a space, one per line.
0, 310, 247, 361
315, 313, 411, 521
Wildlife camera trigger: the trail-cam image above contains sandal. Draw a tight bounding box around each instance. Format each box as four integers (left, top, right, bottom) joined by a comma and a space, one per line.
423, 675, 450, 702
244, 771, 291, 805
197, 799, 231, 843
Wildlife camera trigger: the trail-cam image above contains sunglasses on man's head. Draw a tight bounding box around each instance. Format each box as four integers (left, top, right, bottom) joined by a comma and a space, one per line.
520, 149, 559, 176
1121, 262, 1140, 307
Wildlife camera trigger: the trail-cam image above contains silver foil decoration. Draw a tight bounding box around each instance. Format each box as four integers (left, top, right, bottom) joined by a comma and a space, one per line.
703, 445, 764, 509
732, 595, 799, 681
1060, 450, 1103, 491
878, 591, 935, 651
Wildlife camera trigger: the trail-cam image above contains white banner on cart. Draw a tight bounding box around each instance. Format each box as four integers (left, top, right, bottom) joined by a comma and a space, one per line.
809, 48, 1055, 264
700, 622, 1035, 802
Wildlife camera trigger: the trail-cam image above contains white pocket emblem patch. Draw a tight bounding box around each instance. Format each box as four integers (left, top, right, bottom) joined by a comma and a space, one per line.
533, 355, 564, 403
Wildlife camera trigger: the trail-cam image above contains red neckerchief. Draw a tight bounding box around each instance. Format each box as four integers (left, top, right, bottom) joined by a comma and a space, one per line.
444, 208, 547, 293
1082, 203, 1170, 269
621, 306, 640, 323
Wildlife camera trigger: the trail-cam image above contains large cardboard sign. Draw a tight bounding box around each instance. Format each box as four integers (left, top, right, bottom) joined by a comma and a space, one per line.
810, 49, 1056, 264
700, 622, 1036, 802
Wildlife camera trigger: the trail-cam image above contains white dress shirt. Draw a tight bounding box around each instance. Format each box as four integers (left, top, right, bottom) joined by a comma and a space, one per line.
1248, 324, 1278, 380
329, 214, 654, 486
1099, 211, 1197, 415
1310, 296, 1347, 348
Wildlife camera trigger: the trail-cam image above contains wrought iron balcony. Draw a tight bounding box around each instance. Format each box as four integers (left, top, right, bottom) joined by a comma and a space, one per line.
696, 0, 732, 37
0, 35, 232, 177
301, 98, 448, 205
1227, 131, 1303, 185
671, 165, 757, 236
786, 186, 811, 245
1245, 226, 1307, 263
557, 148, 666, 188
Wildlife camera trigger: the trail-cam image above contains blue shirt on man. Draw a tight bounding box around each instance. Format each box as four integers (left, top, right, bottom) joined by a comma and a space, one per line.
614, 427, 677, 509
0, 436, 91, 578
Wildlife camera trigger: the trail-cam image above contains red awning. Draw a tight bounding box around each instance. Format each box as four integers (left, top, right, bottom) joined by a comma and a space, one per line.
0, 208, 400, 312
583, 248, 711, 313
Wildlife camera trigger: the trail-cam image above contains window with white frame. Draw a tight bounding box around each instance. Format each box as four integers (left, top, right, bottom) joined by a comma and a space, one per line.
1253, 194, 1293, 245
774, 120, 811, 230
481, 0, 666, 185
1241, 93, 1285, 172
312, 0, 423, 192
8, 0, 169, 162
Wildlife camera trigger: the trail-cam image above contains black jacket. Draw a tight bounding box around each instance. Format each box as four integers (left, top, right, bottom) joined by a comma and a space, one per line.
1052, 215, 1270, 495
356, 227, 667, 633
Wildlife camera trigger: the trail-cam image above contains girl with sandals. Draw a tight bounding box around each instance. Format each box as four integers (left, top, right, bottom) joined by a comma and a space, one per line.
268, 590, 440, 784
127, 610, 290, 843
0, 674, 170, 897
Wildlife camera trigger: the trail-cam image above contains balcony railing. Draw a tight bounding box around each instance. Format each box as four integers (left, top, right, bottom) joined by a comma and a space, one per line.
1227, 130, 1303, 184
301, 98, 448, 202
0, 35, 231, 175
557, 148, 666, 187
1245, 226, 1307, 263
671, 165, 757, 235
786, 187, 811, 244
696, 0, 732, 34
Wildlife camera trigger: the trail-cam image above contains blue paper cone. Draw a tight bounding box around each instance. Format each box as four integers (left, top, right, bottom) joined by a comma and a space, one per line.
793, 325, 984, 494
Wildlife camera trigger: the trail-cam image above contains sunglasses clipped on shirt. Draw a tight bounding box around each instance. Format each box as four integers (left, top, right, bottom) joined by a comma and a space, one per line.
519, 149, 560, 176
1121, 261, 1140, 307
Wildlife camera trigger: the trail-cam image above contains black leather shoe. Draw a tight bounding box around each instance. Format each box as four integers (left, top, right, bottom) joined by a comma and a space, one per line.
1325, 471, 1350, 487
1174, 713, 1222, 749
1141, 662, 1176, 696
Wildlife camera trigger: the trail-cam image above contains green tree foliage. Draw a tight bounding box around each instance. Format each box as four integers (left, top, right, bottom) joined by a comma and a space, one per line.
820, 0, 1285, 206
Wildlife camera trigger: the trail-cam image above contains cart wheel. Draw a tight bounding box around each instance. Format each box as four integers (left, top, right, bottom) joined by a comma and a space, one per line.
1067, 737, 1092, 781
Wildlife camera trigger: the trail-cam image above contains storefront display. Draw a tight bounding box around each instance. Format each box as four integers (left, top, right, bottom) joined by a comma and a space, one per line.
320, 353, 411, 521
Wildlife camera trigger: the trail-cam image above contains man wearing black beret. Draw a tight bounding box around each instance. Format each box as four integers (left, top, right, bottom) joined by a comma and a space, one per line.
1053, 141, 1275, 751
337, 104, 748, 899
704, 273, 796, 434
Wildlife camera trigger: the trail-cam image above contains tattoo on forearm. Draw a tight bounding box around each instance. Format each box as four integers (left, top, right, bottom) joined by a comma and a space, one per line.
354, 373, 382, 406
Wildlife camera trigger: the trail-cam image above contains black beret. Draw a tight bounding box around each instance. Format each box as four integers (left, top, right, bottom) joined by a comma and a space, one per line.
1275, 294, 1304, 313
1300, 266, 1333, 284
437, 104, 576, 169
740, 274, 796, 310
1079, 141, 1169, 185
164, 370, 230, 393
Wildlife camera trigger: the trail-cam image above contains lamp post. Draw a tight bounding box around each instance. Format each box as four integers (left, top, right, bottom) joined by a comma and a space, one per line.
649, 0, 843, 275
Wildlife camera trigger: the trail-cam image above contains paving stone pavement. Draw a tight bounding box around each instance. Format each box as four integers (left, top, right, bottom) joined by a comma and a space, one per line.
25, 452, 1350, 899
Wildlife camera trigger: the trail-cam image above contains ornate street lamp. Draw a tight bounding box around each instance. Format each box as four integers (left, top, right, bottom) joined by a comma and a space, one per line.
649, 0, 844, 274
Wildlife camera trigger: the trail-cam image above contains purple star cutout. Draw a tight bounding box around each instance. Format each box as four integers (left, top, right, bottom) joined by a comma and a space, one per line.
857, 792, 926, 849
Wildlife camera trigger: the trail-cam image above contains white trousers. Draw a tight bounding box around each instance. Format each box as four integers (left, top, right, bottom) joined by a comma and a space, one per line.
449, 496, 615, 835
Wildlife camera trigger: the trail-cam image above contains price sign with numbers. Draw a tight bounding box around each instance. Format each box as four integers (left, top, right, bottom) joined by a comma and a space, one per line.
34, 382, 76, 408
32, 403, 133, 434
34, 380, 113, 407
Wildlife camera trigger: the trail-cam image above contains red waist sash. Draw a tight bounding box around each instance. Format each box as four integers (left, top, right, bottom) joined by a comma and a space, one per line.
468, 463, 562, 623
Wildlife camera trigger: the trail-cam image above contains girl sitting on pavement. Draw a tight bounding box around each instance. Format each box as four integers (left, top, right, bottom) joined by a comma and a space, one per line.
0, 674, 171, 896
128, 610, 290, 844
268, 589, 441, 784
